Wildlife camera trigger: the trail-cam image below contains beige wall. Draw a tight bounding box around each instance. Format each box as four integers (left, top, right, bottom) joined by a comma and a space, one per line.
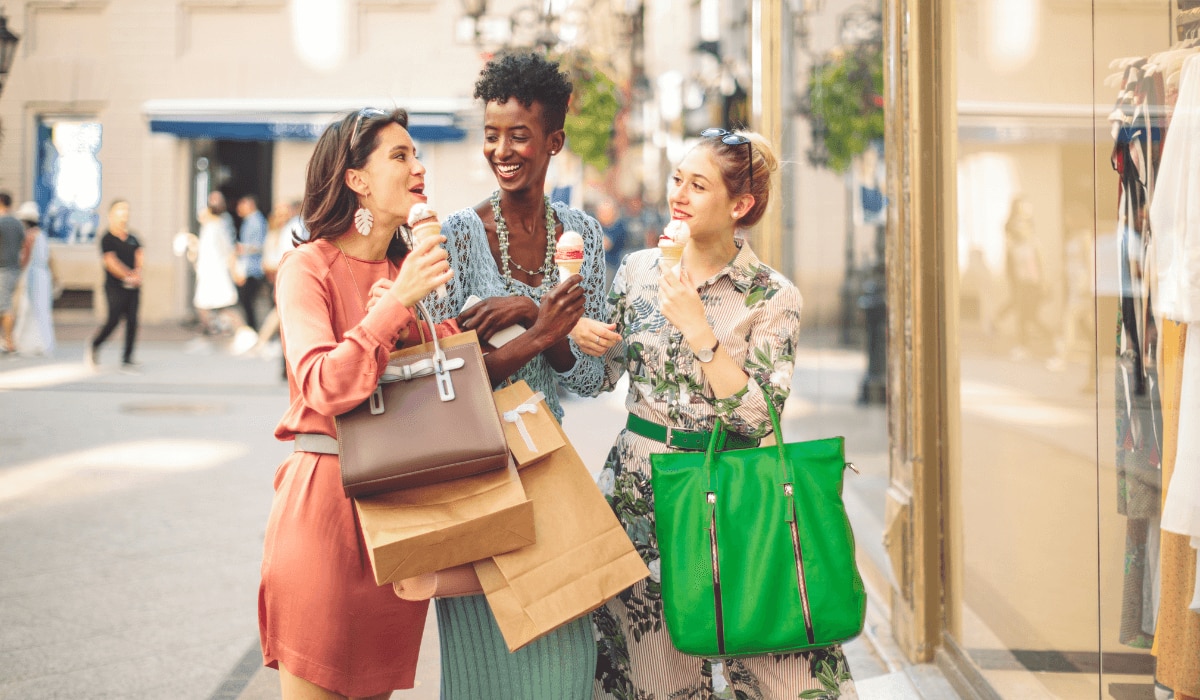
1, 0, 882, 328
0, 0, 516, 323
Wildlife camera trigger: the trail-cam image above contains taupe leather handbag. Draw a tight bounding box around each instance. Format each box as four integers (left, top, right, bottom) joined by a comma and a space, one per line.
336, 303, 508, 497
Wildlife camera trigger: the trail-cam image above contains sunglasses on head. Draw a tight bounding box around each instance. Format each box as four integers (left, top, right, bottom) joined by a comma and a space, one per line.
349, 107, 389, 154
700, 127, 754, 194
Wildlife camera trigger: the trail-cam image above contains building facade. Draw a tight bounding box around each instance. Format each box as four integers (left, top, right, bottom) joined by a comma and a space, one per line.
0, 0, 525, 322
8, 0, 1194, 697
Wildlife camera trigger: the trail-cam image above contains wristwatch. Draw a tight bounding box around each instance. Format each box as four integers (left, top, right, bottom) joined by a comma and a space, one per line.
693, 339, 719, 363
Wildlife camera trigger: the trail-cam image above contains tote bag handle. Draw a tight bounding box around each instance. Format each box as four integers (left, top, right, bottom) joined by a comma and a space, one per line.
700, 387, 788, 493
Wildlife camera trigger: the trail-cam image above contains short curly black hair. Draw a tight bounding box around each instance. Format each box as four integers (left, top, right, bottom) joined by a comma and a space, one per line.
473, 51, 573, 134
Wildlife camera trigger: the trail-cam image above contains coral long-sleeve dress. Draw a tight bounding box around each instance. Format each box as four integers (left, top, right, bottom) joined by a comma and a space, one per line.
258, 237, 457, 696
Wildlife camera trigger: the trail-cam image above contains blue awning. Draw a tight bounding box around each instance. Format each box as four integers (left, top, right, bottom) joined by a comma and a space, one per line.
143, 98, 473, 143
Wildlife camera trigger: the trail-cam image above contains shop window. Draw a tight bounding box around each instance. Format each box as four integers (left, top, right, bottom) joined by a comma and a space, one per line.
34, 118, 102, 243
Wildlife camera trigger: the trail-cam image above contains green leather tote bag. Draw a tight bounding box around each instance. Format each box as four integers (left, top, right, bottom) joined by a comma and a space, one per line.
649, 399, 866, 657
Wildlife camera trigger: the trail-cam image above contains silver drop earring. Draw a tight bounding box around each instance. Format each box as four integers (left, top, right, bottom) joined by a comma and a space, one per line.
354, 207, 373, 236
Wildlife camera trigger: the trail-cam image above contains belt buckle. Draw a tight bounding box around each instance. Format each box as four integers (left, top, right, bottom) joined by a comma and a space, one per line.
665, 425, 702, 451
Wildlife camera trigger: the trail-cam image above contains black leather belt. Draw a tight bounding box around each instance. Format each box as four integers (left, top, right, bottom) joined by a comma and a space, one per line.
625, 413, 760, 452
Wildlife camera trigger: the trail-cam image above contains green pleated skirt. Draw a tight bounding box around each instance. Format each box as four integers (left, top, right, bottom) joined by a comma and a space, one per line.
436, 594, 596, 699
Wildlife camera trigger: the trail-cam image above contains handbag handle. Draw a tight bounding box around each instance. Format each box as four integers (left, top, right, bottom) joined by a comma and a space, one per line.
411, 301, 439, 358
701, 387, 788, 492
380, 301, 455, 402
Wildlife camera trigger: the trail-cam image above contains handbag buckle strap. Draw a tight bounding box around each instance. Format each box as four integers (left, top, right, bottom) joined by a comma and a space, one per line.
435, 353, 457, 402
382, 355, 466, 383
376, 353, 465, 408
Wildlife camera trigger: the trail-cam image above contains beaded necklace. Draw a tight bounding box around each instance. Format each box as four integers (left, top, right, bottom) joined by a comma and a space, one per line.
491, 190, 557, 297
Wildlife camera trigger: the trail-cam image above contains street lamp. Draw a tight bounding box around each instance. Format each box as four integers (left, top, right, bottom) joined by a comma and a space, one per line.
838, 4, 882, 47
461, 0, 487, 19
839, 4, 886, 404
458, 0, 584, 53
458, 0, 488, 46
799, 2, 887, 401
510, 4, 565, 53
0, 11, 20, 97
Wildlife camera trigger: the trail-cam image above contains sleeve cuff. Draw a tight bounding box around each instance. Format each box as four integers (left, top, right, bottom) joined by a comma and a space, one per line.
553, 339, 581, 378
713, 382, 751, 418
357, 292, 414, 348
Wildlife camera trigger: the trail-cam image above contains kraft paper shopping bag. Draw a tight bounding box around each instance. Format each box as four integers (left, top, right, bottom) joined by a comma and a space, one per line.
492, 380, 565, 467
473, 419, 650, 652
355, 458, 534, 585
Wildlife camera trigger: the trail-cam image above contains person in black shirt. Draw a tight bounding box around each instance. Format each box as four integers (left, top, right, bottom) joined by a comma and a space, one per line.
89, 199, 143, 371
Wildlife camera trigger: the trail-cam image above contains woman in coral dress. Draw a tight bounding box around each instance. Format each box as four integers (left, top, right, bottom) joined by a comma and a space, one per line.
258, 107, 456, 699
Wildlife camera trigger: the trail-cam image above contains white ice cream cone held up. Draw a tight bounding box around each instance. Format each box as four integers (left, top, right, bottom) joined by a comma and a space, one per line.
657, 219, 690, 273
408, 203, 448, 298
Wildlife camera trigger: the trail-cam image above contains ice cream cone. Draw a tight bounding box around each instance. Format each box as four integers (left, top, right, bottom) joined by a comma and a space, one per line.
553, 230, 585, 284
407, 204, 447, 298
658, 220, 690, 273
658, 244, 684, 272
556, 259, 583, 280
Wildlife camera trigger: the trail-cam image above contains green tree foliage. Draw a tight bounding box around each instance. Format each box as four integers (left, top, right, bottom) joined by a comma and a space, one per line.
806, 45, 884, 173
555, 51, 622, 172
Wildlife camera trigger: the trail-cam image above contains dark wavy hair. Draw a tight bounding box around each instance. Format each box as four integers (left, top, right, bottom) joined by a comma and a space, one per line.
300, 107, 411, 261
473, 51, 573, 134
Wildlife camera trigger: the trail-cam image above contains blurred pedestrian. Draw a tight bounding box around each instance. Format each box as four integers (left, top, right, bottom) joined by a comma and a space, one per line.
263, 199, 300, 289
88, 199, 143, 371
192, 194, 241, 336
0, 192, 24, 354
995, 195, 1050, 358
576, 130, 859, 699
13, 201, 56, 356
252, 199, 303, 372
236, 194, 268, 331
1048, 203, 1096, 384
420, 50, 599, 700
259, 107, 455, 699
627, 195, 667, 251
596, 197, 628, 287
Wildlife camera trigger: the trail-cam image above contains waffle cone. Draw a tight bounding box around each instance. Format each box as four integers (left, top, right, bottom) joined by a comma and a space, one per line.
557, 260, 583, 280
409, 220, 446, 298
410, 220, 441, 241
659, 244, 684, 270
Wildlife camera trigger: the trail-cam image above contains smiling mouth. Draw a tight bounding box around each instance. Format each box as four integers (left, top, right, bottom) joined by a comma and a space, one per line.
495, 163, 521, 179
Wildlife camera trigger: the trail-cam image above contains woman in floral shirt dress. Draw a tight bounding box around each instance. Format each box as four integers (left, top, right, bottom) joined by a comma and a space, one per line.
575, 130, 858, 700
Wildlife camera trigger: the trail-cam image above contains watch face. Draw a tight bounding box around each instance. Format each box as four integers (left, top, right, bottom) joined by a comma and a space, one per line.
696, 344, 716, 363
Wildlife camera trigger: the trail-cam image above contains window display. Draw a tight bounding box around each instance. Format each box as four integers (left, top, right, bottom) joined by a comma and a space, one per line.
949, 1, 1200, 697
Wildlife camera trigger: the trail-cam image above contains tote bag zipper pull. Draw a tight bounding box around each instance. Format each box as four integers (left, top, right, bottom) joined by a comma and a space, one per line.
706, 491, 726, 656
784, 483, 817, 645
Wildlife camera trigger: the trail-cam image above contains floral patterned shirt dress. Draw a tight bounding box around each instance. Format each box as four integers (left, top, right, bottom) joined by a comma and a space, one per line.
592, 242, 858, 700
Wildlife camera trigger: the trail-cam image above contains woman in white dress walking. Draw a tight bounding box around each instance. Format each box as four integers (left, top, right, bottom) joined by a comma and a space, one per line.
193, 197, 241, 335
13, 201, 55, 356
